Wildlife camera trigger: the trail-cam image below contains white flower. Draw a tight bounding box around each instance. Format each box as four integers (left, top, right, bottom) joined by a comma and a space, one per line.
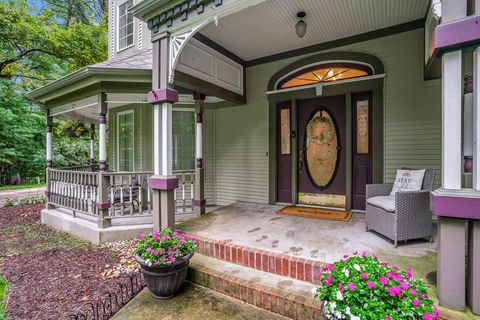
351, 316, 360, 320
342, 268, 349, 277
311, 287, 317, 295
345, 306, 351, 315
335, 310, 343, 318
329, 301, 336, 311
354, 264, 361, 272
336, 290, 343, 301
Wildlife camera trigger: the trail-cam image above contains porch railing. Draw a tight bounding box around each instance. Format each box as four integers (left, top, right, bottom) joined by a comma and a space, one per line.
46, 167, 196, 226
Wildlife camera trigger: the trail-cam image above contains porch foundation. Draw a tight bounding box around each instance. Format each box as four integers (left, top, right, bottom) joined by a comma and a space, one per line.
40, 208, 152, 244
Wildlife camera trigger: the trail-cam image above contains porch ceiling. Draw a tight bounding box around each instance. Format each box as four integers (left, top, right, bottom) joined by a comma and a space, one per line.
199, 0, 430, 62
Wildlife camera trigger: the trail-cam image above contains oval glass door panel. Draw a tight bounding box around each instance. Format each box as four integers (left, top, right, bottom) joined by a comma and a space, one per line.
304, 108, 340, 189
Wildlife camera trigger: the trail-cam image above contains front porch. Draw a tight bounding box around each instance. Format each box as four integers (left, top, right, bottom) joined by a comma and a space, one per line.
43, 165, 199, 243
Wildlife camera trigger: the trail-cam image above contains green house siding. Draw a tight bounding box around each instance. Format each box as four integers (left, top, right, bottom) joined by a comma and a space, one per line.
204, 108, 216, 204
212, 28, 441, 205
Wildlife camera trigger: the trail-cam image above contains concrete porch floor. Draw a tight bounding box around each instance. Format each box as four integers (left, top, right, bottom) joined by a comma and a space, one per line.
178, 202, 437, 263
177, 202, 480, 319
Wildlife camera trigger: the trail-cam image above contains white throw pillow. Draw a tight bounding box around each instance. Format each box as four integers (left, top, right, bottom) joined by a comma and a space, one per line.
390, 169, 426, 195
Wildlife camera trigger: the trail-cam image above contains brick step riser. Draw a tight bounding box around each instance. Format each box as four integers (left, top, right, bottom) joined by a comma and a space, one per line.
194, 236, 326, 285
187, 265, 325, 320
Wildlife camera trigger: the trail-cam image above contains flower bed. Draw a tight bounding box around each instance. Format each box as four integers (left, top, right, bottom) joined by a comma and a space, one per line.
313, 251, 438, 320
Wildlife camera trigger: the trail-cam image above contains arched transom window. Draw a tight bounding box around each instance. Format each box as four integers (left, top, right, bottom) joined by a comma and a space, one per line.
277, 62, 373, 89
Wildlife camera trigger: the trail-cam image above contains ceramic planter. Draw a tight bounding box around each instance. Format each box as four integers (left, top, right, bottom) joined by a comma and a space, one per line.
135, 251, 194, 299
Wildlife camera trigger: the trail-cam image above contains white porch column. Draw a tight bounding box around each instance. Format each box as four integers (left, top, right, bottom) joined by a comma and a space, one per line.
148, 32, 179, 230
194, 93, 206, 215
98, 93, 108, 171
90, 123, 95, 166
473, 48, 480, 190
46, 109, 53, 168
441, 50, 463, 190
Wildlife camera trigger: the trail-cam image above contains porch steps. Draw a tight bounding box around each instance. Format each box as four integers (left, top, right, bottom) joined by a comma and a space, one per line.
187, 253, 325, 320
192, 235, 327, 285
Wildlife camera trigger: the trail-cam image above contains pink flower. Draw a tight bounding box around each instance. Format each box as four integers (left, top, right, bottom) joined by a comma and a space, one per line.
338, 282, 344, 294
161, 234, 168, 241
419, 294, 426, 300
146, 247, 152, 253
173, 230, 179, 236
409, 289, 416, 296
339, 259, 345, 263
385, 317, 391, 320
343, 255, 349, 259
160, 248, 165, 254
393, 274, 403, 282
169, 255, 175, 262
152, 250, 158, 256
432, 306, 438, 317
379, 277, 388, 286
381, 262, 389, 266
393, 265, 398, 271
161, 257, 166, 262
347, 282, 355, 291
362, 251, 367, 257
406, 268, 413, 280
324, 275, 332, 286
387, 271, 395, 279
387, 287, 398, 297
422, 313, 432, 320
367, 281, 375, 290
327, 264, 334, 270
139, 233, 144, 238
400, 281, 409, 290
412, 299, 420, 307
353, 250, 358, 255
361, 272, 367, 280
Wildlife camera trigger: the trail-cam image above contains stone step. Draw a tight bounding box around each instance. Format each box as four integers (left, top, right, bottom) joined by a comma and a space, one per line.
187, 253, 325, 320
192, 235, 327, 285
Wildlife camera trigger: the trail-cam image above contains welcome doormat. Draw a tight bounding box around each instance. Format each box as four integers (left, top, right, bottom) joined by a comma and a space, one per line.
277, 206, 352, 222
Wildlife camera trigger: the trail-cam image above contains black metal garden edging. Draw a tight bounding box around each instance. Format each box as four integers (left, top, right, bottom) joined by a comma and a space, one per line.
65, 271, 145, 320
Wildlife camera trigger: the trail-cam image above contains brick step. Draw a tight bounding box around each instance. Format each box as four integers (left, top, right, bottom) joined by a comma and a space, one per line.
193, 235, 327, 285
187, 253, 325, 320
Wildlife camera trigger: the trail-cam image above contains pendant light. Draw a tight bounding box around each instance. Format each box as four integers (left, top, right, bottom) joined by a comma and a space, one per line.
295, 12, 307, 38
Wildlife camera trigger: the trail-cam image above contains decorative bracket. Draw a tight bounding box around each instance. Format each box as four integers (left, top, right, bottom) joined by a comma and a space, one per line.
168, 20, 212, 84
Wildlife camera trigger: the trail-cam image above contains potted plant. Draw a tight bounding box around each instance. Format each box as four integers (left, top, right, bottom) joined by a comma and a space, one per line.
312, 251, 439, 320
134, 228, 196, 299
57, 118, 88, 138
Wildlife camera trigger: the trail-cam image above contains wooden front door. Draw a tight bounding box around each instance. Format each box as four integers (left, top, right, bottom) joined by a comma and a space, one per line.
297, 95, 346, 208
352, 92, 373, 210
276, 103, 292, 203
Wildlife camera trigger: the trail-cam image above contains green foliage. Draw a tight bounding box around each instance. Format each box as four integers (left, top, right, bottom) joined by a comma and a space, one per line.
0, 275, 6, 320
2, 195, 46, 207
134, 229, 197, 266
0, 0, 107, 185
0, 0, 107, 87
314, 252, 439, 320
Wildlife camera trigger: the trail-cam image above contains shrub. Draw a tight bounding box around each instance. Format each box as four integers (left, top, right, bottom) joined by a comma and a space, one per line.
134, 228, 196, 266
313, 251, 438, 320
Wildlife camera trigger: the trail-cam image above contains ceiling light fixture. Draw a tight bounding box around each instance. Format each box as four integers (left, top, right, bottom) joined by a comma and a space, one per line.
295, 11, 307, 38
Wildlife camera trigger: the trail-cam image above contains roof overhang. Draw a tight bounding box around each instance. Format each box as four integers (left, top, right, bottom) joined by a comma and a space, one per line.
131, 0, 175, 21
27, 67, 151, 106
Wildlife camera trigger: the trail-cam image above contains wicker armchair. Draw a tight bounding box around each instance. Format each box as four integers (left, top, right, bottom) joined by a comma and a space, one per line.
365, 169, 435, 247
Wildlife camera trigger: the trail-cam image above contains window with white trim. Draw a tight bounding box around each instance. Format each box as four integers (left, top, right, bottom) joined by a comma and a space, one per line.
117, 111, 134, 171
118, 0, 134, 51
173, 110, 195, 171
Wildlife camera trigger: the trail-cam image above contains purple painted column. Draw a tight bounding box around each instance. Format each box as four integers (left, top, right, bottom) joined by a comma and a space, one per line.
194, 93, 206, 215
98, 93, 108, 172
45, 109, 53, 208
148, 32, 179, 230
90, 123, 95, 166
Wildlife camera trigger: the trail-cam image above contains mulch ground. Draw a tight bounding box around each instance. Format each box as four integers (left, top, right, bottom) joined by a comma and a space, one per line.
0, 204, 132, 320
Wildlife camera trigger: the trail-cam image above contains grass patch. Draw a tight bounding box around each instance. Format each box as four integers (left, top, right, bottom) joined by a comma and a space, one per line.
1, 223, 92, 256
0, 275, 7, 320
0, 184, 44, 191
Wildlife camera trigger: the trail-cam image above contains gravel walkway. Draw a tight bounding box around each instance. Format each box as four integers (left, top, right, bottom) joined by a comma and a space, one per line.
0, 204, 131, 320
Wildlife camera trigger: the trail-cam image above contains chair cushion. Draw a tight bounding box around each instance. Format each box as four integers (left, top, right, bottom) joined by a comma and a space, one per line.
367, 195, 396, 212
390, 169, 425, 196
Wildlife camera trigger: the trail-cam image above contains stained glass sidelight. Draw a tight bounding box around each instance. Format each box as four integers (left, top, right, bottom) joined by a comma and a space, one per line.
356, 100, 369, 154
280, 108, 290, 155
305, 109, 339, 189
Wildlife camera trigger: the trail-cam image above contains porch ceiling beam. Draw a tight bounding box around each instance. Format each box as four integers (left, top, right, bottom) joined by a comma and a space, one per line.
174, 70, 245, 105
